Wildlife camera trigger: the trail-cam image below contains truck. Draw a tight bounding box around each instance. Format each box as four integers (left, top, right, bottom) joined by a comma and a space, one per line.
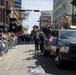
43, 29, 76, 67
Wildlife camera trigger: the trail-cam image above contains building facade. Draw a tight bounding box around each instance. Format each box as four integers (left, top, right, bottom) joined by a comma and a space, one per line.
39, 10, 53, 28
0, 0, 22, 32
9, 0, 22, 32
53, 0, 76, 28
0, 0, 5, 28
0, 0, 10, 32
14, 0, 22, 9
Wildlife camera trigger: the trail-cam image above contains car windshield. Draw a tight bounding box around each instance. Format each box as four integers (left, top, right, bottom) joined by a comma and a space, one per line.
60, 31, 76, 39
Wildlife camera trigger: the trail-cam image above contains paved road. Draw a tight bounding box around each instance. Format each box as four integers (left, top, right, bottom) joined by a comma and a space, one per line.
0, 42, 76, 75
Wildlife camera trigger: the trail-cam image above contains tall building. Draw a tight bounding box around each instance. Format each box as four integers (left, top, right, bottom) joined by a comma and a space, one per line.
14, 0, 22, 9
53, 0, 76, 28
39, 10, 53, 28
0, 0, 10, 32
9, 0, 22, 32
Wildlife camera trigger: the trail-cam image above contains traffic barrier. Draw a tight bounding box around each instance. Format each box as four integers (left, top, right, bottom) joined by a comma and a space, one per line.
2, 39, 17, 53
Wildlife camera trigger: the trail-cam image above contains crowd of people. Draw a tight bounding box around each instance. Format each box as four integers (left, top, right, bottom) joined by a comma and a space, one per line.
0, 31, 18, 56
0, 13, 71, 56
31, 13, 71, 53
17, 34, 31, 43
0, 30, 33, 56
31, 25, 49, 53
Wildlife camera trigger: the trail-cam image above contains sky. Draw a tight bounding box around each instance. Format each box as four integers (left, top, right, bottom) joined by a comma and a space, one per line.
22, 0, 53, 34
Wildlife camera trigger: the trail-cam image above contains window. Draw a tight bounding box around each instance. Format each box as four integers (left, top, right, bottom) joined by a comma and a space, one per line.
63, 3, 66, 10
60, 31, 76, 39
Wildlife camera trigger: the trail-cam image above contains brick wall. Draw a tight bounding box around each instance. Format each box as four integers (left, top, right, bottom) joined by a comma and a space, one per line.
0, 0, 5, 23
0, 8, 4, 22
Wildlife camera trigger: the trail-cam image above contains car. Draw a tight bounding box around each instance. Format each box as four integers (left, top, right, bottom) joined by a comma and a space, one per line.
43, 29, 76, 67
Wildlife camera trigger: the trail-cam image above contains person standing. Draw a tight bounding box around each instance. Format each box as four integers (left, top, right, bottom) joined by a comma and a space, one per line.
34, 29, 40, 51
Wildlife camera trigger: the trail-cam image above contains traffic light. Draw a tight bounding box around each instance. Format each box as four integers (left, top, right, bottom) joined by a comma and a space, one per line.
34, 10, 40, 12
71, 0, 76, 6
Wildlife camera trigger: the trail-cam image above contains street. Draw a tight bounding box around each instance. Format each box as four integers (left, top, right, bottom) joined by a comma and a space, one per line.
0, 42, 76, 75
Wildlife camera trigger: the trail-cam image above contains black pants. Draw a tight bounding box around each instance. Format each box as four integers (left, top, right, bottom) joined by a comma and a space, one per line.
40, 42, 44, 53
35, 43, 39, 51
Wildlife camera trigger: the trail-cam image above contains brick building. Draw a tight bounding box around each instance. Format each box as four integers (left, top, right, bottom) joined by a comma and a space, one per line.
0, 0, 10, 32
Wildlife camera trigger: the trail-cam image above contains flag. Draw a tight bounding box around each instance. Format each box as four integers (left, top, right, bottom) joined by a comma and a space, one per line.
49, 37, 54, 42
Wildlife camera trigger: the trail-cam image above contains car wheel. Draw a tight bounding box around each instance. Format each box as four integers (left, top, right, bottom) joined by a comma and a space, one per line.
43, 47, 50, 56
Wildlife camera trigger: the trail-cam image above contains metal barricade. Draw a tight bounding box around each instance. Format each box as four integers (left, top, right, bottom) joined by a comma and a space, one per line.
0, 36, 18, 56
3, 38, 16, 53
3, 41, 8, 53
8, 39, 13, 49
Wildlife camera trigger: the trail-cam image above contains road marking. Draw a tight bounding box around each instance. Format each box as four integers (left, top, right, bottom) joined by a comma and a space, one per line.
0, 49, 15, 63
